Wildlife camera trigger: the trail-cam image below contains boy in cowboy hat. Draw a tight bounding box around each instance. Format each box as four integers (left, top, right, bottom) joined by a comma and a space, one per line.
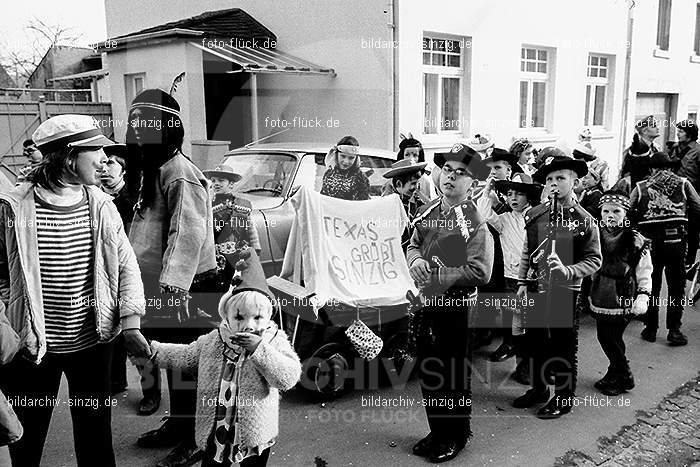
478, 173, 543, 368
382, 158, 428, 251
629, 152, 700, 346
203, 165, 262, 291
512, 148, 602, 419
589, 191, 652, 396
472, 148, 525, 351
407, 143, 493, 463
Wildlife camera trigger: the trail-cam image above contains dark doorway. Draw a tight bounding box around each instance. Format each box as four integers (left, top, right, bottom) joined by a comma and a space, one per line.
203, 57, 252, 148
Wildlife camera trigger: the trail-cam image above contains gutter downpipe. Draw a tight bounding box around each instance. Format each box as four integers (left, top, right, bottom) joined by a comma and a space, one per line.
389, 0, 398, 151
619, 0, 635, 164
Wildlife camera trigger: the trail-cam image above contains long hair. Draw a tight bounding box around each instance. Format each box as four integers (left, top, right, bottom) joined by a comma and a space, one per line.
127, 105, 185, 209
29, 146, 83, 189
325, 135, 360, 171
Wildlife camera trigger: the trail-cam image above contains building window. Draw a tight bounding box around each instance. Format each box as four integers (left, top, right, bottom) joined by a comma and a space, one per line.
694, 3, 700, 55
422, 35, 464, 134
657, 0, 672, 51
519, 47, 551, 129
584, 54, 612, 127
125, 73, 146, 106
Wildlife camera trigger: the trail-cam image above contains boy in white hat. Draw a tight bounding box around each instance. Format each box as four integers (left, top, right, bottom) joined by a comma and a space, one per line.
381, 158, 428, 250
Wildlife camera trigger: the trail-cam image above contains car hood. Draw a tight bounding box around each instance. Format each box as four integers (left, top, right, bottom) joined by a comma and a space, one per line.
232, 192, 285, 211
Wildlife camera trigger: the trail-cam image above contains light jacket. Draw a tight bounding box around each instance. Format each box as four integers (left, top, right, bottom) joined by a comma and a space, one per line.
151, 328, 301, 453
1, 301, 22, 446
129, 153, 216, 292
0, 183, 145, 363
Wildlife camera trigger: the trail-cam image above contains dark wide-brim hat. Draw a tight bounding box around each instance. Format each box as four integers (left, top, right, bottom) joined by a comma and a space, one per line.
532, 148, 588, 183
483, 148, 524, 174
383, 158, 427, 179
495, 173, 543, 197
434, 143, 491, 181
204, 165, 242, 182
647, 151, 681, 169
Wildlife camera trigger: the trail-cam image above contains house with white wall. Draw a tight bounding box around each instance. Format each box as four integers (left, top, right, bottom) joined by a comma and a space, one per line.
100, 0, 700, 175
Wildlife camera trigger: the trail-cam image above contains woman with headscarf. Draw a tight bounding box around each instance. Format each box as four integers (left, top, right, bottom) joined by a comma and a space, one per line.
509, 138, 535, 176
127, 89, 217, 467
0, 114, 149, 466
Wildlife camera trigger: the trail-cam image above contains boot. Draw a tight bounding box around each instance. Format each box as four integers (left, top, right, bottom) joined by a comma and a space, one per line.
155, 440, 203, 467
594, 367, 616, 390
489, 340, 516, 362
667, 329, 688, 346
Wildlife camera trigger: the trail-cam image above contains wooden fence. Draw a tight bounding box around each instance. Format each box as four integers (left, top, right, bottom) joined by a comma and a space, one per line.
0, 97, 113, 175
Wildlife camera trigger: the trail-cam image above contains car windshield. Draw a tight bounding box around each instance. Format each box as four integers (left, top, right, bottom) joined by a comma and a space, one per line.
219, 153, 297, 197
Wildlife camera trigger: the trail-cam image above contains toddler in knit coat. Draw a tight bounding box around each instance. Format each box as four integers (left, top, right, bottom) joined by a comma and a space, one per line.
150, 250, 301, 466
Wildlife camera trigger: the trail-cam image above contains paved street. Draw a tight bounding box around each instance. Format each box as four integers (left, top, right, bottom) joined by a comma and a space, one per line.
35, 300, 699, 467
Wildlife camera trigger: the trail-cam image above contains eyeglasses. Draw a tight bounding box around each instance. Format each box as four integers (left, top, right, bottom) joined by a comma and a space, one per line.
441, 165, 470, 177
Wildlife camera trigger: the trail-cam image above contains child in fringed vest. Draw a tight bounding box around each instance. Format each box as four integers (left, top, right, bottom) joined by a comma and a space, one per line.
589, 192, 652, 396
477, 173, 543, 382
149, 249, 301, 466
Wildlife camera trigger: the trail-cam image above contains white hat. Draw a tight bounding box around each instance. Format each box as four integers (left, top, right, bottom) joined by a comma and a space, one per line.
32, 114, 116, 153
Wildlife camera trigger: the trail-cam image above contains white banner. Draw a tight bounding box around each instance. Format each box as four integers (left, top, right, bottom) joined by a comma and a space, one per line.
281, 187, 417, 307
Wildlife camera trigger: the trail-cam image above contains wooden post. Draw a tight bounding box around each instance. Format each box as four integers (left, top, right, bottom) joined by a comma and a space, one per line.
38, 96, 47, 123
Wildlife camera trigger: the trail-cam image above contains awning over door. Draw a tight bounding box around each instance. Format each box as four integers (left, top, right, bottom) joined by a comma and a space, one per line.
192, 42, 336, 76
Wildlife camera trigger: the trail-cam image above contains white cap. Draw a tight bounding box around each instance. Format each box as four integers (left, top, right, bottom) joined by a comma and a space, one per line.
32, 114, 116, 153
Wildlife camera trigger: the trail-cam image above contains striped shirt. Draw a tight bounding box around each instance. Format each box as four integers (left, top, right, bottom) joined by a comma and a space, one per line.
35, 189, 98, 353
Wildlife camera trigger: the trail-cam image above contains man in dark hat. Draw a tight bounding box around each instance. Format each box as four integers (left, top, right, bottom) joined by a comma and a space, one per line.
407, 143, 494, 463
629, 151, 700, 346
619, 115, 661, 190
512, 148, 602, 419
203, 164, 261, 291
382, 158, 428, 251
669, 120, 700, 270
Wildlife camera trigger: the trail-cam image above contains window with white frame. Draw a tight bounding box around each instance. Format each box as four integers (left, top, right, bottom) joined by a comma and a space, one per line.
584, 54, 611, 127
519, 47, 551, 129
422, 35, 464, 134
694, 3, 700, 55
125, 73, 146, 106
657, 0, 672, 51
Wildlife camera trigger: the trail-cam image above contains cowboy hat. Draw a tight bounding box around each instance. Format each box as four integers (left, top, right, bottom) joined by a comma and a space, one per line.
532, 148, 588, 183
203, 165, 243, 182
382, 158, 427, 179
434, 143, 490, 181
483, 148, 524, 174
495, 172, 543, 198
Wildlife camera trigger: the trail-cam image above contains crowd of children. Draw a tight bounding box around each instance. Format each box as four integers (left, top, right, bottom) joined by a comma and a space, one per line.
1, 103, 698, 466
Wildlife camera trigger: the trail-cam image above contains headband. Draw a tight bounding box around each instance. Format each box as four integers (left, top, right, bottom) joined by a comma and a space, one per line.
130, 102, 181, 117
336, 144, 359, 155
599, 193, 630, 210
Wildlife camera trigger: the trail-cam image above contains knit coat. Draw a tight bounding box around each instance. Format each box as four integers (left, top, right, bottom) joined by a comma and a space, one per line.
151, 328, 301, 453
320, 168, 370, 200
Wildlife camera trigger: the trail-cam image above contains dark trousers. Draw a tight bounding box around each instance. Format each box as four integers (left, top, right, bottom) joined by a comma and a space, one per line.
111, 333, 128, 390
141, 275, 218, 441
527, 288, 579, 396
647, 236, 686, 331
416, 306, 472, 442
687, 223, 698, 267
0, 343, 115, 467
595, 317, 631, 375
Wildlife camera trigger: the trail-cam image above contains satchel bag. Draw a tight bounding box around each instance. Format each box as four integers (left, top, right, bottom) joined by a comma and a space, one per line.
345, 319, 383, 361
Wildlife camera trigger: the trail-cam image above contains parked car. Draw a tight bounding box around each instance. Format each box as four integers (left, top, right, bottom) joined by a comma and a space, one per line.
215, 143, 413, 397
216, 142, 397, 277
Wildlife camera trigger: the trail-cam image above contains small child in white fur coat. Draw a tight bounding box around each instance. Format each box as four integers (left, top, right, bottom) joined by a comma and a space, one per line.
150, 250, 301, 466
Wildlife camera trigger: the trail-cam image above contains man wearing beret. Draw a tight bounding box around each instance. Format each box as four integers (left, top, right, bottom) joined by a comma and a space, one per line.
406, 143, 494, 463
513, 148, 602, 419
